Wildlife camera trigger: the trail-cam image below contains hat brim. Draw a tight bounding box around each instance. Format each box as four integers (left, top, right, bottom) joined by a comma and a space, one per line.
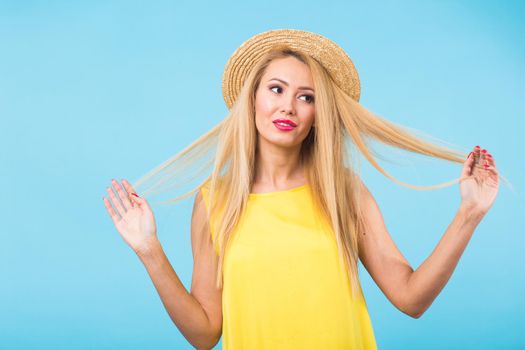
222, 29, 361, 110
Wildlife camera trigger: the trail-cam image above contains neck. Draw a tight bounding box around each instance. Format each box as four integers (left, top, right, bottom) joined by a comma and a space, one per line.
253, 140, 305, 186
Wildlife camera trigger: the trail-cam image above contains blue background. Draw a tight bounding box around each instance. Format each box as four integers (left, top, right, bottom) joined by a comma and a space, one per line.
2, 0, 524, 349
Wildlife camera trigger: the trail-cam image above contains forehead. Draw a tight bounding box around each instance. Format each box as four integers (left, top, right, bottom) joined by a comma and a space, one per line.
262, 56, 313, 84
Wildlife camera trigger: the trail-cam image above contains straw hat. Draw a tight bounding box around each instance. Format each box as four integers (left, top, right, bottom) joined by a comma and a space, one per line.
221, 29, 361, 110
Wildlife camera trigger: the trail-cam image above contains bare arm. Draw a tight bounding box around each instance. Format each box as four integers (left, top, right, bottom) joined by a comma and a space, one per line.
357, 179, 484, 318
403, 204, 484, 317
137, 190, 222, 349
356, 180, 415, 316
137, 242, 215, 348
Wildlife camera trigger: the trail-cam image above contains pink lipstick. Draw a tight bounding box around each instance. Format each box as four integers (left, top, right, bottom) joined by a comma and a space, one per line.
273, 119, 297, 131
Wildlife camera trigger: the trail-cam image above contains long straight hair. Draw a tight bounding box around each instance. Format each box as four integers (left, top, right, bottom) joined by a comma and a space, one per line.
132, 47, 511, 298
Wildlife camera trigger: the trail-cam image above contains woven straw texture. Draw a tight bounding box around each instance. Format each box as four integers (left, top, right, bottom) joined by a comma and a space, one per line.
221, 29, 361, 109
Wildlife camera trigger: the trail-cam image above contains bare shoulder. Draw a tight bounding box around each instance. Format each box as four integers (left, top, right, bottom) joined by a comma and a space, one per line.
345, 170, 373, 205
351, 174, 381, 237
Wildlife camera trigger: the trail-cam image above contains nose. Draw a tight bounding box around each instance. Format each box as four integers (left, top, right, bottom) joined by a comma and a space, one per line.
280, 93, 296, 116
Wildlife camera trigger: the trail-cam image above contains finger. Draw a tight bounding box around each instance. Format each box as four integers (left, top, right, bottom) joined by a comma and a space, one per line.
130, 191, 149, 211
483, 163, 499, 175
122, 178, 134, 188
122, 179, 139, 201
122, 179, 147, 210
461, 152, 475, 178
480, 148, 489, 163
481, 152, 498, 169
121, 178, 135, 193
486, 152, 496, 167
112, 179, 133, 210
103, 196, 121, 223
471, 146, 481, 168
106, 185, 126, 217
484, 168, 499, 181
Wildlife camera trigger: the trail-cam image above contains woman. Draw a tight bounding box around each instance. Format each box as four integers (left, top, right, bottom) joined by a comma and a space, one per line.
102, 29, 504, 349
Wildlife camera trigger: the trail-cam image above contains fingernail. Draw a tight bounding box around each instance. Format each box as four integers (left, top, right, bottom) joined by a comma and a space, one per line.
487, 154, 492, 158
475, 145, 480, 149
481, 149, 487, 153
131, 193, 139, 197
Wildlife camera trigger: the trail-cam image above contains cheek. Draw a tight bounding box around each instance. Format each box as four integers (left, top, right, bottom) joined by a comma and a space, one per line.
255, 94, 274, 116
301, 108, 316, 125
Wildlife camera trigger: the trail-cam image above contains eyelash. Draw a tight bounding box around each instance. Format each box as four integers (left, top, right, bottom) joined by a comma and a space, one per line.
269, 85, 315, 103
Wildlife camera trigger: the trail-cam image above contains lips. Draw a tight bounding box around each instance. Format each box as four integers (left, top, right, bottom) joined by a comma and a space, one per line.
272, 119, 297, 127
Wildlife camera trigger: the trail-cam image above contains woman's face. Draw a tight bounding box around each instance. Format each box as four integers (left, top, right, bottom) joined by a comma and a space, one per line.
254, 56, 316, 149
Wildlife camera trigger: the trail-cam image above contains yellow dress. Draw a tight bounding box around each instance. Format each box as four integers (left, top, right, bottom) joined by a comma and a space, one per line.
200, 182, 377, 350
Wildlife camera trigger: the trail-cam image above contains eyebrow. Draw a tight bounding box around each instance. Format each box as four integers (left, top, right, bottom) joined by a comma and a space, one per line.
268, 78, 315, 92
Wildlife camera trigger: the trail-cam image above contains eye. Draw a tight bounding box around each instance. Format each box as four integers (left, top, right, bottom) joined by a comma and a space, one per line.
270, 85, 315, 104
299, 94, 315, 104
269, 85, 282, 94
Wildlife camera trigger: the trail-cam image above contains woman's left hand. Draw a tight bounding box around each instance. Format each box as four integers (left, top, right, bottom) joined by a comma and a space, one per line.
459, 145, 500, 214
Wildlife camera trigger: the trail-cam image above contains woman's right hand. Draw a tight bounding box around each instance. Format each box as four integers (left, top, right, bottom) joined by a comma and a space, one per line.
103, 179, 158, 255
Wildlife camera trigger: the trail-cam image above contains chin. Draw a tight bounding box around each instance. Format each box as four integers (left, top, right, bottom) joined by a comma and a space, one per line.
261, 132, 305, 148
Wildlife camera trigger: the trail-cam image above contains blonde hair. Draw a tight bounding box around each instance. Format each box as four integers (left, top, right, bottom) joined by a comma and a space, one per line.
132, 47, 512, 298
